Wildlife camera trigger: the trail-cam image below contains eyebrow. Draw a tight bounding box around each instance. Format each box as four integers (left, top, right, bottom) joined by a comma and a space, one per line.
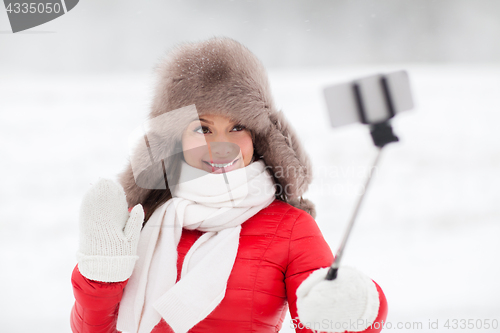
198, 118, 214, 125
195, 117, 240, 127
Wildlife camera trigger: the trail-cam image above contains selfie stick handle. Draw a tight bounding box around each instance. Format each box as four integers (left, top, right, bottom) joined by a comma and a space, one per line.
325, 76, 399, 281
325, 147, 382, 280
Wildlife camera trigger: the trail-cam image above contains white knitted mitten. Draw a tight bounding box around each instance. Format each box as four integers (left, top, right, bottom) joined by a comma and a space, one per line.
76, 178, 144, 282
296, 266, 380, 332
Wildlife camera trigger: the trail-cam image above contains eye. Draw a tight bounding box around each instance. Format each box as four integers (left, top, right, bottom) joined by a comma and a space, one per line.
231, 124, 246, 132
194, 126, 211, 134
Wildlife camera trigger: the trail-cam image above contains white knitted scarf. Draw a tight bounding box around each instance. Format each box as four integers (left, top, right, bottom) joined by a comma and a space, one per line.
116, 159, 276, 333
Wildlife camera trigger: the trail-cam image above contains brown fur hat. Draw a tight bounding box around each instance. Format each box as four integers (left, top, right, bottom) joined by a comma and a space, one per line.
118, 37, 316, 218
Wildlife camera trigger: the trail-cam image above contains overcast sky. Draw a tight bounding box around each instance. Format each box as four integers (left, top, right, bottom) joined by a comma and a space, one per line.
1, 0, 500, 75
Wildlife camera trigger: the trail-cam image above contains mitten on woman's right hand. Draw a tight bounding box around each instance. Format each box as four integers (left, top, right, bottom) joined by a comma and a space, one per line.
76, 178, 144, 283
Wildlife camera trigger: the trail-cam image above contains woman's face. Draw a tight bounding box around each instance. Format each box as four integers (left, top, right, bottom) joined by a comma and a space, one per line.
181, 114, 254, 174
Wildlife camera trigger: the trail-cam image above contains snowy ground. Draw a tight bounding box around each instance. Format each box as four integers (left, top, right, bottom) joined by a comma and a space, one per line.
1, 65, 499, 332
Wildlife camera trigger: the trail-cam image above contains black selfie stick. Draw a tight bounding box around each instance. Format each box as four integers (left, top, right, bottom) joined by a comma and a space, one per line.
325, 76, 399, 281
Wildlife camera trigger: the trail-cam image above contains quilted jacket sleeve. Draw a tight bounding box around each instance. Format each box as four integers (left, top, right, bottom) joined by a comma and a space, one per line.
284, 212, 388, 333
70, 265, 128, 333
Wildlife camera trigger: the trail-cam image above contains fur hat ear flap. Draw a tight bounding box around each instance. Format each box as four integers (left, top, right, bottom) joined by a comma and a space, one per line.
288, 197, 317, 219
119, 162, 150, 208
258, 109, 313, 200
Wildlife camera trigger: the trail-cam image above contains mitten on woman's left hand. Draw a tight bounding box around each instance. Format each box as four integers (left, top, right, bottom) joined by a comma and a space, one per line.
296, 266, 380, 332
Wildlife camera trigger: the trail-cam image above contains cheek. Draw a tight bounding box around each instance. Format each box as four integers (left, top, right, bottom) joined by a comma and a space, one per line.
235, 134, 254, 161
182, 134, 206, 162
183, 131, 204, 148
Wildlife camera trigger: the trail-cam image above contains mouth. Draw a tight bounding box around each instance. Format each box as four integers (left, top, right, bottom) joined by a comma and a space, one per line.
203, 158, 239, 169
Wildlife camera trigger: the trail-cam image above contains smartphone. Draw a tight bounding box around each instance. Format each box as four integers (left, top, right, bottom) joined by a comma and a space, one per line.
323, 70, 414, 127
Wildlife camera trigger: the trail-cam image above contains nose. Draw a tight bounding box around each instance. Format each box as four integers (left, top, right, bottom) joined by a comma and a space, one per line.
208, 141, 240, 160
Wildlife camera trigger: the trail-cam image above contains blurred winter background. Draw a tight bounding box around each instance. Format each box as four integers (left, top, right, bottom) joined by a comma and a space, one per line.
1, 0, 500, 332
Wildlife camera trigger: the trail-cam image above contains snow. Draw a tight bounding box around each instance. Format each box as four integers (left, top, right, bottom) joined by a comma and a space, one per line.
1, 65, 499, 332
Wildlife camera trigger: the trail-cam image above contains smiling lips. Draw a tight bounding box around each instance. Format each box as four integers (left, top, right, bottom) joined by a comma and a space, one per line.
204, 158, 239, 169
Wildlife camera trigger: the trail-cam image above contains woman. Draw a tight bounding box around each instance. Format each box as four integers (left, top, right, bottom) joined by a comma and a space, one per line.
71, 37, 388, 333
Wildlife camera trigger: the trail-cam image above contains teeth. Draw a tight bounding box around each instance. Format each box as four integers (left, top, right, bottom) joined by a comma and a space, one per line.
208, 160, 236, 168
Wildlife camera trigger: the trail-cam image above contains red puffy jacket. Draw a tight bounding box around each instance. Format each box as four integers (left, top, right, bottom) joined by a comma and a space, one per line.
71, 199, 387, 332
